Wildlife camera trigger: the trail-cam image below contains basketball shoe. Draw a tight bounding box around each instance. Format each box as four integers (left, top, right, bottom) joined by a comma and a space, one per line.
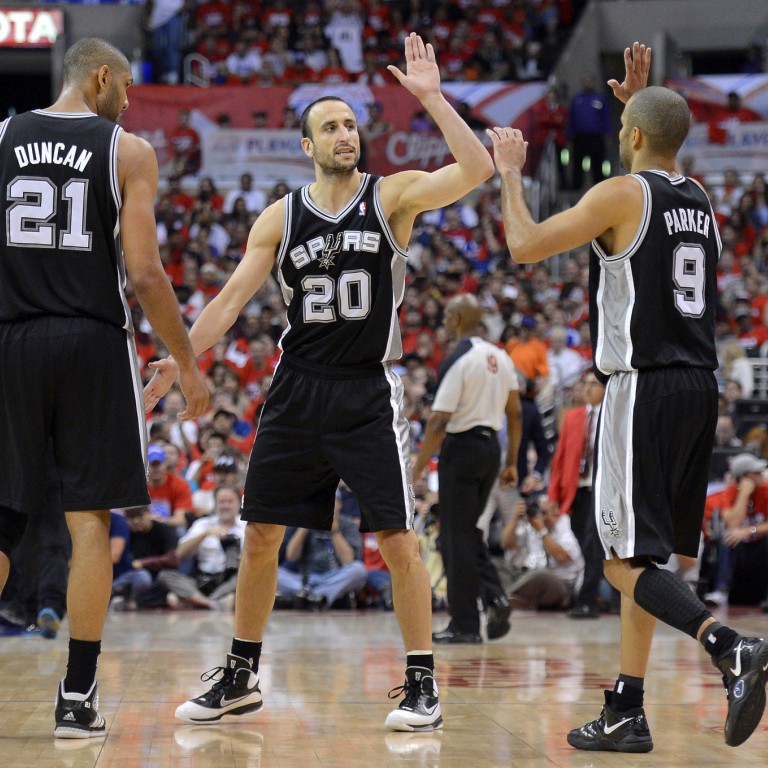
567, 691, 653, 753
54, 680, 106, 739
714, 636, 768, 746
385, 666, 442, 732
175, 654, 263, 724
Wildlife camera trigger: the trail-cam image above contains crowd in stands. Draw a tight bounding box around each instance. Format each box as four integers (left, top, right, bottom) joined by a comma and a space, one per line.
2, 2, 768, 635
99, 157, 766, 617
147, 0, 583, 86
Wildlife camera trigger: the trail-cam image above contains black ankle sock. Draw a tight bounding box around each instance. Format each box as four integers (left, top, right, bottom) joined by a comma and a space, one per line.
231, 638, 262, 670
406, 653, 434, 674
700, 622, 740, 660
64, 638, 101, 695
611, 674, 644, 713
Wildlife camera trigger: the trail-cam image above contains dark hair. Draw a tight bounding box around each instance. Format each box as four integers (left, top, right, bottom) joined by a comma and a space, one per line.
625, 86, 691, 156
63, 38, 129, 85
300, 96, 355, 140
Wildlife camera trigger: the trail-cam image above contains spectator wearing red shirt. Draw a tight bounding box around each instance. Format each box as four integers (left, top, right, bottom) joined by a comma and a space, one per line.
734, 304, 768, 354
281, 53, 320, 86
186, 432, 227, 493
196, 33, 232, 68
157, 175, 196, 216
318, 48, 351, 84
168, 109, 201, 177
440, 36, 472, 80
531, 87, 568, 186
401, 307, 430, 355
195, 0, 232, 36
703, 453, 768, 608
704, 92, 762, 144
147, 445, 194, 529
261, 0, 293, 32
241, 336, 277, 396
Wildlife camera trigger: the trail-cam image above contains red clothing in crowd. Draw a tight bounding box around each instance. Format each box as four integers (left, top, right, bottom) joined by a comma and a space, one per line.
148, 473, 193, 520
548, 405, 590, 516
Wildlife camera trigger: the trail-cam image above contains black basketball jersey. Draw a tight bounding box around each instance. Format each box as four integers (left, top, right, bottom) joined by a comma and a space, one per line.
0, 110, 132, 330
275, 174, 407, 366
589, 170, 721, 375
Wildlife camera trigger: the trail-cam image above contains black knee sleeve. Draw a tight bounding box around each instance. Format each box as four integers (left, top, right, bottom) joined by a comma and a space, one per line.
634, 566, 711, 640
0, 506, 29, 559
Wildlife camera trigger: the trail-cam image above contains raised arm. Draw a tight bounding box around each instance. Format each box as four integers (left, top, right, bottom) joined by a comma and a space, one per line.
485, 125, 641, 262
382, 33, 494, 219
607, 41, 652, 104
118, 132, 209, 420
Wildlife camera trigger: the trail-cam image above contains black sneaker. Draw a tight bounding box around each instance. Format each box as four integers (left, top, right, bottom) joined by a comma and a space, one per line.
486, 597, 512, 640
385, 666, 442, 732
713, 636, 768, 746
567, 691, 653, 753
175, 653, 263, 724
54, 680, 106, 739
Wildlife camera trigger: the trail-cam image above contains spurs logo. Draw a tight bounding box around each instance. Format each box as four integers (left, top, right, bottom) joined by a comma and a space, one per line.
317, 233, 343, 270
601, 509, 621, 537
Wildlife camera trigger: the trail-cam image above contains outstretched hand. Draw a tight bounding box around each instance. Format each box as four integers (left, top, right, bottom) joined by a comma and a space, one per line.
608, 41, 652, 104
485, 126, 528, 175
144, 357, 179, 413
387, 32, 441, 101
144, 357, 210, 420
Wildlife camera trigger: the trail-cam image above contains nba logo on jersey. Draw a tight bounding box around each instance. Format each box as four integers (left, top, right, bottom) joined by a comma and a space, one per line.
359, 202, 367, 216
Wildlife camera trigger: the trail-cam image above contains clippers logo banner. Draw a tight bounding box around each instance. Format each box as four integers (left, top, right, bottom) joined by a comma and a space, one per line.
0, 9, 63, 48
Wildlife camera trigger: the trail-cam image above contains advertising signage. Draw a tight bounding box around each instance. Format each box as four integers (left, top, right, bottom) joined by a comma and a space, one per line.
0, 9, 63, 48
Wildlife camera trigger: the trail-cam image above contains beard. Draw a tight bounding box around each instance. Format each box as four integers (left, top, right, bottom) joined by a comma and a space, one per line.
97, 84, 124, 123
315, 147, 360, 176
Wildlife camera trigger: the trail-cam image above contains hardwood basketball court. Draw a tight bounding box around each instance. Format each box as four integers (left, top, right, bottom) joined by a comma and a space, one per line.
2, 606, 767, 766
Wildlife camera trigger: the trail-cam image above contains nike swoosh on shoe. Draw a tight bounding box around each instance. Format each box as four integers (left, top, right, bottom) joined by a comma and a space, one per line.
220, 693, 254, 707
730, 641, 744, 677
603, 718, 633, 735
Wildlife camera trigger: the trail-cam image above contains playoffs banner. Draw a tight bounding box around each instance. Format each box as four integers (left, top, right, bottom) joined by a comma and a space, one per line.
120, 81, 546, 182
667, 75, 768, 174
679, 121, 768, 174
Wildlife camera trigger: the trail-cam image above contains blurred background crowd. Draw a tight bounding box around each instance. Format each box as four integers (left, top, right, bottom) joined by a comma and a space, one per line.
1, 0, 767, 638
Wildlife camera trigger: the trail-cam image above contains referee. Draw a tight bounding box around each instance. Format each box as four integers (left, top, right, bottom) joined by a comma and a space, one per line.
413, 294, 522, 643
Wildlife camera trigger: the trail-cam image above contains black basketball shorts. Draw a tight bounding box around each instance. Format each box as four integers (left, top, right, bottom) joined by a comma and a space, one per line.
594, 366, 718, 563
0, 317, 149, 513
242, 355, 415, 532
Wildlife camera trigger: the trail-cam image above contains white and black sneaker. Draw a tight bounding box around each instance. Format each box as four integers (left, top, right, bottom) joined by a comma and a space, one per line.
714, 636, 768, 746
175, 653, 263, 724
54, 680, 106, 739
385, 666, 442, 732
567, 691, 653, 753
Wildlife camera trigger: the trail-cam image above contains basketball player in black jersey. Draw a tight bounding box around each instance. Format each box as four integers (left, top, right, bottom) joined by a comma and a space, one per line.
147, 32, 493, 732
488, 42, 768, 751
0, 38, 209, 738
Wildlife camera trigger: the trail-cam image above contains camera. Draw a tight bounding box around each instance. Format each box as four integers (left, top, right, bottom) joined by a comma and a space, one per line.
525, 502, 541, 520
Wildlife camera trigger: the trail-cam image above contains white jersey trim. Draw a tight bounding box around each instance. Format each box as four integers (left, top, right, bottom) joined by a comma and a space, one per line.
383, 363, 415, 529
595, 371, 638, 559
300, 174, 370, 222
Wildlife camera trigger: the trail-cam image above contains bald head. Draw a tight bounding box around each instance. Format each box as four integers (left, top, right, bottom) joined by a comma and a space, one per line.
624, 86, 690, 157
63, 38, 129, 86
445, 293, 483, 336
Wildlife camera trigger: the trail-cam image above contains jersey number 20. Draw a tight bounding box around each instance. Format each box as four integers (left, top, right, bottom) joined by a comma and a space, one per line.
302, 270, 372, 322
